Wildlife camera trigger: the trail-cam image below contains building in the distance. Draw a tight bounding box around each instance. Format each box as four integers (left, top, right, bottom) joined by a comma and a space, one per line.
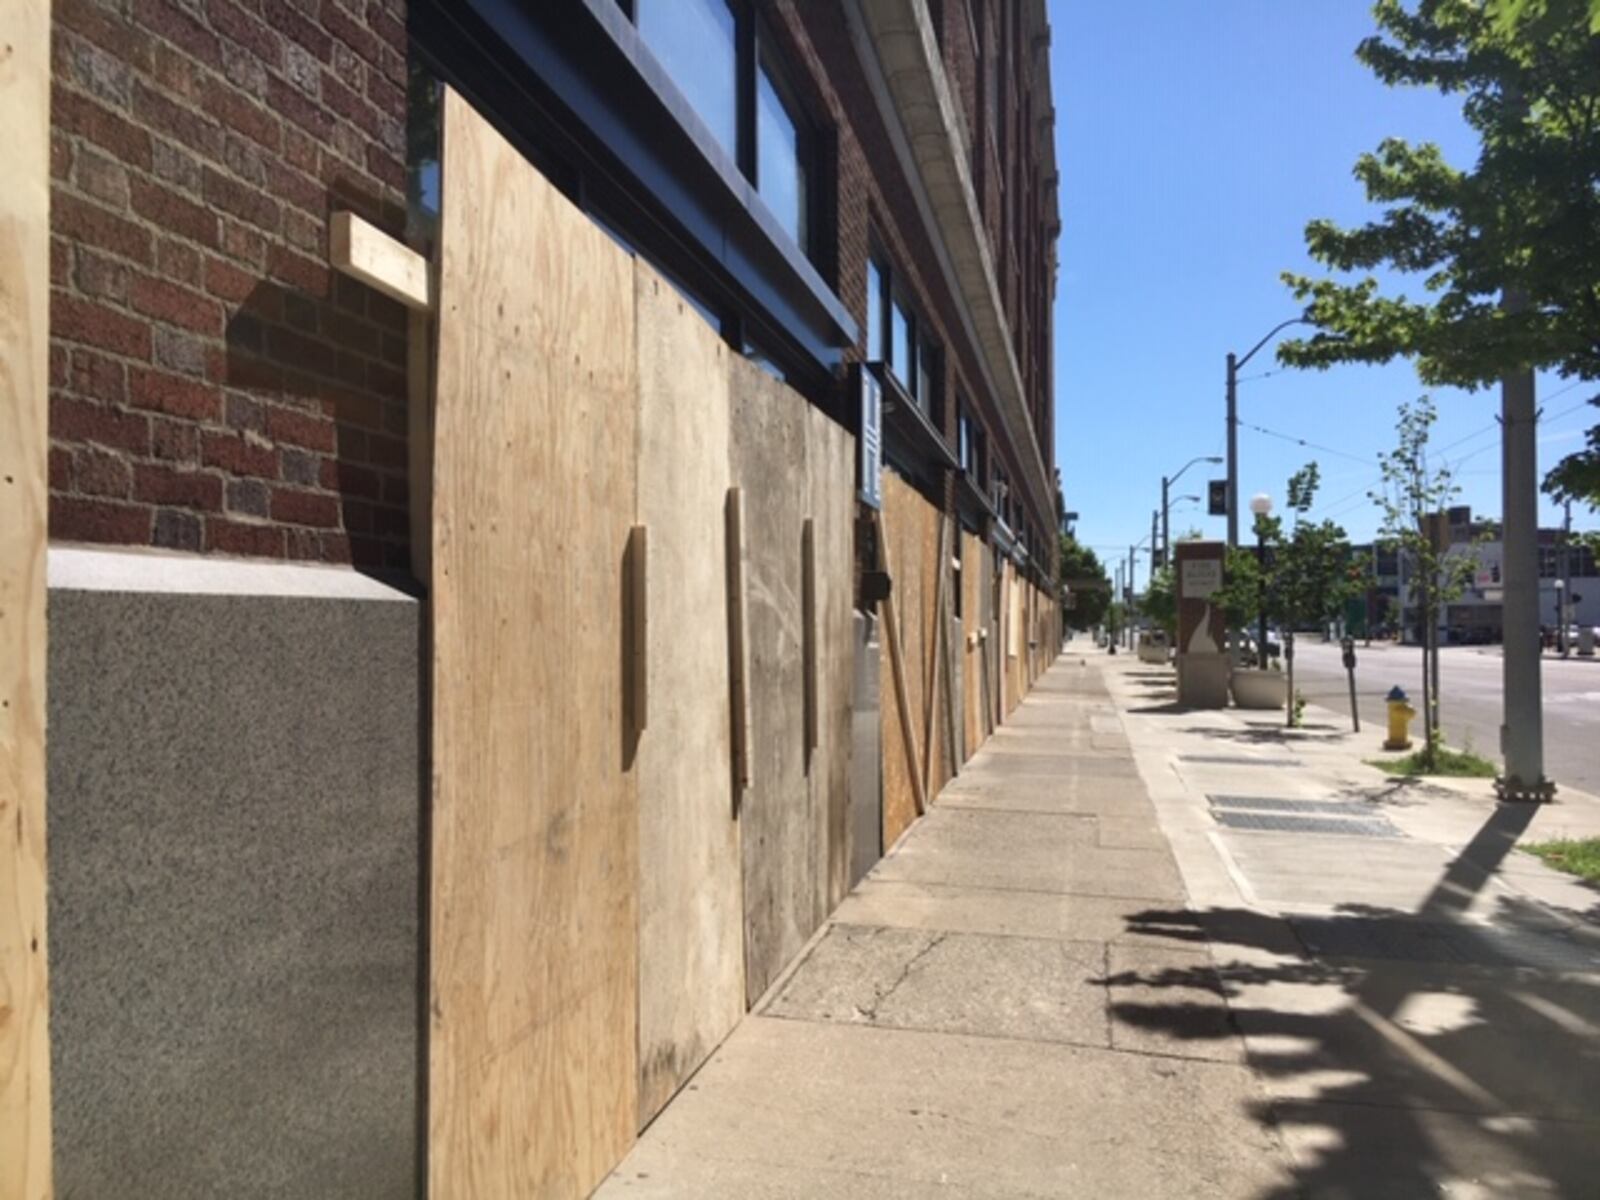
22, 1, 1063, 1195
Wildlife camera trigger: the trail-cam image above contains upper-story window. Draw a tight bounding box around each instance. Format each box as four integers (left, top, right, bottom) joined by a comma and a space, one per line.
633, 0, 816, 258
868, 248, 942, 420
637, 0, 738, 156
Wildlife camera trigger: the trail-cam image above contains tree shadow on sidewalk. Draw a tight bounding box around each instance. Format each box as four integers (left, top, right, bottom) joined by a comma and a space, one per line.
1100, 802, 1600, 1197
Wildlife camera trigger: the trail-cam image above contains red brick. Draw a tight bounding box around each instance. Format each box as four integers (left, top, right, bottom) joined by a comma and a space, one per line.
66, 349, 128, 405
202, 430, 280, 478
52, 86, 153, 171
128, 366, 222, 421
129, 273, 223, 335
261, 0, 332, 62
322, 2, 383, 66
51, 496, 151, 544
49, 446, 73, 491
153, 508, 203, 551
54, 192, 152, 265
204, 253, 259, 303
263, 158, 323, 219
270, 485, 339, 527
202, 165, 281, 233
266, 73, 334, 141
206, 515, 285, 557
58, 0, 156, 74
74, 447, 133, 497
157, 237, 203, 287
366, 432, 404, 469
204, 0, 283, 67
130, 176, 219, 249
151, 418, 201, 463
220, 219, 269, 269
265, 403, 335, 452
323, 458, 379, 499
53, 292, 151, 359
198, 75, 282, 153
131, 0, 222, 71
134, 463, 222, 510
130, 78, 223, 159
51, 130, 74, 180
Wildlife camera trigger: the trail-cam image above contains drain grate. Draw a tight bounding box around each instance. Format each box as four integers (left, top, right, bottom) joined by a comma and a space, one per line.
1208, 794, 1388, 818
1180, 754, 1303, 767
1291, 916, 1600, 972
1212, 811, 1400, 838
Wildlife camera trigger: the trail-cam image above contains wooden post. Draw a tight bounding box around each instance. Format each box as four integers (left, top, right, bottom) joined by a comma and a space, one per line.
920, 513, 948, 797
1, 2, 55, 1195
873, 510, 927, 817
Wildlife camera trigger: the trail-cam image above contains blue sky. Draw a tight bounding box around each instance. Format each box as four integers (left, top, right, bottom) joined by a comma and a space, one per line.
1049, 1, 1594, 582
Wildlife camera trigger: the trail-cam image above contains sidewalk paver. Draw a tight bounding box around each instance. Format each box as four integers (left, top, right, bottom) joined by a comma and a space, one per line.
597, 657, 1296, 1199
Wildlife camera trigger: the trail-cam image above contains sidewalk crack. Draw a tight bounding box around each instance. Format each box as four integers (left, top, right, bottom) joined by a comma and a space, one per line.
858, 931, 949, 1022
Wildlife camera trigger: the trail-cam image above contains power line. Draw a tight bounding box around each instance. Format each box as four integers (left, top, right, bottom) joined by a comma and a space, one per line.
1239, 420, 1378, 465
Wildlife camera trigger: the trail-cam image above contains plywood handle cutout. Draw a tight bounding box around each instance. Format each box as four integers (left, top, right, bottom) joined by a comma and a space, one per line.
629, 524, 648, 733
329, 211, 432, 312
726, 488, 752, 799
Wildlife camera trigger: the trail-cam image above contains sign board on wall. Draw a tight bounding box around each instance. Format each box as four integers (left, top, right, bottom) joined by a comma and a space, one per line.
1180, 558, 1222, 598
858, 367, 882, 509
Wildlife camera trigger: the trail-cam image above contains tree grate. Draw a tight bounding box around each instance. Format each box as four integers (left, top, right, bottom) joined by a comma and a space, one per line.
1208, 794, 1390, 818
1211, 811, 1401, 838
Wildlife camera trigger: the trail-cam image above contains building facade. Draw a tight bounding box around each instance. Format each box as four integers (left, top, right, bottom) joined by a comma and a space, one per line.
18, 1, 1062, 1195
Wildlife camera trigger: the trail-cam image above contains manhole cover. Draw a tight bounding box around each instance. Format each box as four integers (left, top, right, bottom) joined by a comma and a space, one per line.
1180, 754, 1303, 767
1212, 811, 1400, 838
1209, 795, 1387, 818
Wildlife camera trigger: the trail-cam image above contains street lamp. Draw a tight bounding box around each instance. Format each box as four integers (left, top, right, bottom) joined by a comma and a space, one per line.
1227, 317, 1309, 548
1250, 492, 1273, 663
1161, 455, 1223, 564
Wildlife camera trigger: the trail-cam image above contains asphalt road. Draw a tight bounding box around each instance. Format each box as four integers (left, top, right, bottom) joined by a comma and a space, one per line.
1288, 639, 1600, 796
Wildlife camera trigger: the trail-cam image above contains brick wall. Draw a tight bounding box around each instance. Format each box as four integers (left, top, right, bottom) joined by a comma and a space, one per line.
48, 0, 412, 567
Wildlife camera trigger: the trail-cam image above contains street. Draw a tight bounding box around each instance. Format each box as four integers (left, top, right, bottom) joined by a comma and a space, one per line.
1288, 639, 1600, 795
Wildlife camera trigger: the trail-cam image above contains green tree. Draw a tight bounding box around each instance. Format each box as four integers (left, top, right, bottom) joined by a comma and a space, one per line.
1059, 533, 1111, 632
1372, 397, 1482, 763
1277, 0, 1600, 508
1273, 464, 1363, 726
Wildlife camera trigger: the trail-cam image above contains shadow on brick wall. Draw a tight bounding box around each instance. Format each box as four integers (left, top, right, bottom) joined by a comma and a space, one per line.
221, 180, 411, 571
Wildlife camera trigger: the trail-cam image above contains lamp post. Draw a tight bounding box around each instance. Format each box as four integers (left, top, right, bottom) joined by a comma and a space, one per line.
1226, 318, 1308, 548
1160, 494, 1201, 563
1250, 492, 1273, 664
1162, 455, 1223, 564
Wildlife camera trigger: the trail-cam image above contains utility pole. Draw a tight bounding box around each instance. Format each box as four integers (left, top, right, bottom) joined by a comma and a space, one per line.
1151, 510, 1159, 570
1126, 545, 1136, 648
1561, 498, 1573, 658
1499, 296, 1550, 800
1225, 353, 1239, 549
1161, 475, 1171, 564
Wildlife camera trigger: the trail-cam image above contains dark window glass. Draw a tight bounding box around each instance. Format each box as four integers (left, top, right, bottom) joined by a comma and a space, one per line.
866, 258, 884, 362
756, 56, 807, 249
890, 292, 912, 389
639, 0, 738, 158
918, 339, 940, 415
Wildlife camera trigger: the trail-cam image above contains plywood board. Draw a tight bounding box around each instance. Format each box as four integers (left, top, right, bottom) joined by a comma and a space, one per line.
633, 265, 744, 1126
430, 88, 638, 1199
0, 3, 53, 1195
878, 473, 928, 847
960, 531, 985, 758
731, 360, 816, 1006
803, 405, 855, 915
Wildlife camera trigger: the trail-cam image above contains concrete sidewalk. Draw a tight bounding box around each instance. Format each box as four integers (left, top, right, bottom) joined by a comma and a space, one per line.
598, 656, 1297, 1198
597, 651, 1600, 1197
1105, 649, 1600, 1198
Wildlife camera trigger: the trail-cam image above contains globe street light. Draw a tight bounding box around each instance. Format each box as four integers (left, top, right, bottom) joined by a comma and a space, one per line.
1250, 492, 1273, 664
1161, 455, 1223, 565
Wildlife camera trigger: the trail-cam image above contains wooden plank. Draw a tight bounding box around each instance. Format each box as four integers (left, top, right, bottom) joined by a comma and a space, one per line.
877, 475, 927, 846
726, 487, 752, 795
919, 512, 947, 798
0, 3, 53, 1195
629, 524, 648, 732
802, 518, 817, 758
429, 88, 638, 1199
960, 532, 984, 755
329, 210, 432, 311
731, 360, 816, 1005
633, 264, 742, 1126
802, 406, 855, 914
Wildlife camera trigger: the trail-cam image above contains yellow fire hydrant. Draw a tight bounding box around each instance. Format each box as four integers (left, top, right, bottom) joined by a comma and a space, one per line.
1384, 686, 1415, 751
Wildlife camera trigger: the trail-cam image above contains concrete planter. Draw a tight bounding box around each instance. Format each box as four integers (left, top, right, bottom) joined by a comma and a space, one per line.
1230, 668, 1286, 710
1137, 639, 1170, 665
